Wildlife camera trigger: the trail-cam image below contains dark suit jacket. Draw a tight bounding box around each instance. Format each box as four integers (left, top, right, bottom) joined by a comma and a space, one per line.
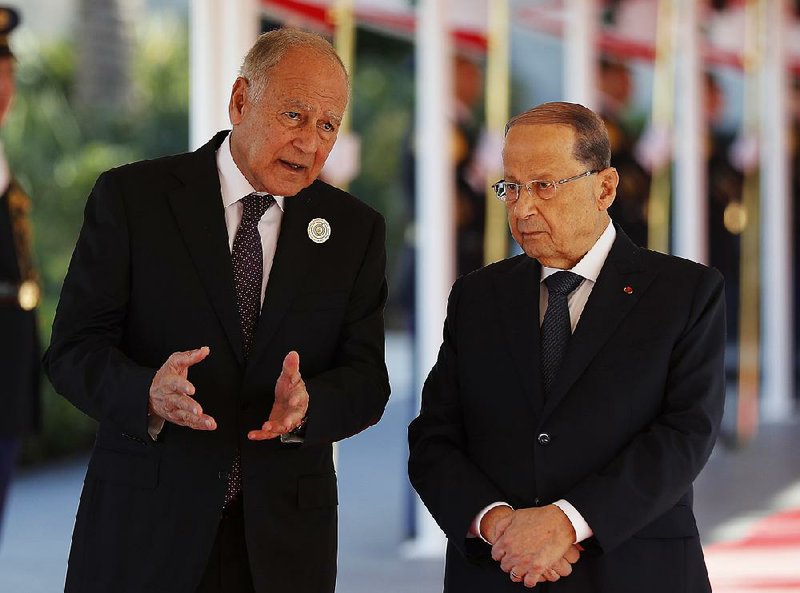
0, 181, 41, 437
44, 132, 390, 593
408, 228, 725, 593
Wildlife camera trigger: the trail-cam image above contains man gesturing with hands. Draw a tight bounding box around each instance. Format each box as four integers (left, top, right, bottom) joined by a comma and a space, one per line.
45, 29, 389, 593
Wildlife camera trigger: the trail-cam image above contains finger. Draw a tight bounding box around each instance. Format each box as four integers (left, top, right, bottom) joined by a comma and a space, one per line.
263, 410, 305, 434
524, 572, 545, 588
167, 393, 204, 416
509, 569, 523, 583
564, 545, 581, 564
247, 428, 282, 440
168, 346, 211, 370
552, 559, 572, 578
159, 377, 196, 397
542, 567, 561, 583
170, 408, 216, 430
280, 350, 301, 384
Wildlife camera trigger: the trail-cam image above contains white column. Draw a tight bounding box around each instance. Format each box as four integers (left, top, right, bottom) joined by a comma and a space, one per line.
672, 0, 705, 263
406, 0, 453, 558
562, 0, 597, 108
190, 0, 260, 149
759, 0, 794, 421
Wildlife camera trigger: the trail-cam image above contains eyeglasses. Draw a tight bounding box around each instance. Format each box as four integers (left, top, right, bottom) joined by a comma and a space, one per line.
491, 169, 600, 203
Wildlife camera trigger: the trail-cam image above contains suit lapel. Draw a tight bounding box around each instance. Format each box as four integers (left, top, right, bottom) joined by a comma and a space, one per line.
492, 255, 545, 413
543, 229, 657, 415
168, 132, 245, 366
246, 184, 316, 367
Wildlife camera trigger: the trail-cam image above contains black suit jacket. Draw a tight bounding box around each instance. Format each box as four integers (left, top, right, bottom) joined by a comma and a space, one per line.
408, 228, 725, 592
44, 132, 390, 593
0, 181, 41, 437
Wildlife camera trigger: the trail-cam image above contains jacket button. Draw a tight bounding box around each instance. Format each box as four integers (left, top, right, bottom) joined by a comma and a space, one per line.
537, 433, 551, 446
534, 497, 541, 505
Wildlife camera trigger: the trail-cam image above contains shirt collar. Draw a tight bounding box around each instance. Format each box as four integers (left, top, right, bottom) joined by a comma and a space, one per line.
216, 133, 285, 211
541, 219, 616, 283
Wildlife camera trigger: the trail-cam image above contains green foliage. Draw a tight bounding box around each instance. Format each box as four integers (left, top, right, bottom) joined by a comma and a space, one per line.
6, 21, 190, 464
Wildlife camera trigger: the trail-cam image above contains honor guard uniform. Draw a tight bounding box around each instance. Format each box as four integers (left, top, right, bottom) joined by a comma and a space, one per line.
0, 5, 41, 532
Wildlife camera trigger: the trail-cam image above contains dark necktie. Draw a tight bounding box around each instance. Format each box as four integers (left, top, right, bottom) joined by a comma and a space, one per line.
540, 271, 583, 396
225, 192, 275, 506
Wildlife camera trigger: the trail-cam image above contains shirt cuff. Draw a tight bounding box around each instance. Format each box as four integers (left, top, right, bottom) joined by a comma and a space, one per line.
552, 499, 593, 543
468, 501, 513, 543
147, 414, 165, 441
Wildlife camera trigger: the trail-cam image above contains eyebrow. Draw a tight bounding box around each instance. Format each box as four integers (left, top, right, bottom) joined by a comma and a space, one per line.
284, 100, 343, 124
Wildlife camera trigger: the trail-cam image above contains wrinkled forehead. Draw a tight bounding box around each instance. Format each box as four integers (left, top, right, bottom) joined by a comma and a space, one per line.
503, 124, 578, 174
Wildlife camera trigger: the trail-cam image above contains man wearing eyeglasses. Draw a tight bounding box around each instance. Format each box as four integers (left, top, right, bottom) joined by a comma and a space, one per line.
409, 102, 724, 592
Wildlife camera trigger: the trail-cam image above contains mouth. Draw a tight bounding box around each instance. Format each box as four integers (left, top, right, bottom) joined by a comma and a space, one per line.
279, 159, 308, 173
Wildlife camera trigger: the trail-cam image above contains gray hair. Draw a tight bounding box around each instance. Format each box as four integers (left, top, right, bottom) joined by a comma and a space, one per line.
505, 102, 611, 171
239, 28, 349, 103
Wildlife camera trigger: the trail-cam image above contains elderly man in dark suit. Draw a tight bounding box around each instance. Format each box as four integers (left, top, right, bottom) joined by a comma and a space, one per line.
409, 102, 724, 592
45, 28, 389, 593
0, 5, 41, 537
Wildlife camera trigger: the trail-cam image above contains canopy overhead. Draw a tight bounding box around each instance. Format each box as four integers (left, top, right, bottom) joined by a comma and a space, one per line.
260, 0, 800, 72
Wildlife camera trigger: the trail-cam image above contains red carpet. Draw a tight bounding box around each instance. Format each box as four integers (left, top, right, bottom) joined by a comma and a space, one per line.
705, 509, 800, 592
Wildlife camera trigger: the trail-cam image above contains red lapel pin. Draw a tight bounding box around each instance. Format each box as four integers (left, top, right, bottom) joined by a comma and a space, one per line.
623, 285, 634, 294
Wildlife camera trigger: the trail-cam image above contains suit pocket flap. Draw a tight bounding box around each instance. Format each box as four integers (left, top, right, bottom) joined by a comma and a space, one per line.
87, 447, 159, 489
633, 505, 698, 539
297, 473, 338, 509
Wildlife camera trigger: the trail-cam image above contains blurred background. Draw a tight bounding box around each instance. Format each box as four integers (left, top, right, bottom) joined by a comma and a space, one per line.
1, 0, 799, 591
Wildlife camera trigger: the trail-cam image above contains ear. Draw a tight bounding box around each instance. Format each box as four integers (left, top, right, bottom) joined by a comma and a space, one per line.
596, 167, 618, 212
228, 77, 248, 126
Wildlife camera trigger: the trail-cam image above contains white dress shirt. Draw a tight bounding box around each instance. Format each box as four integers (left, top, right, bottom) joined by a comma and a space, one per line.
217, 133, 285, 304
470, 220, 617, 544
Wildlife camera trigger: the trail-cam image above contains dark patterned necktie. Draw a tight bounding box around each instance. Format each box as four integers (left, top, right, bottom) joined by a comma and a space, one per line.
225, 192, 275, 506
540, 271, 583, 396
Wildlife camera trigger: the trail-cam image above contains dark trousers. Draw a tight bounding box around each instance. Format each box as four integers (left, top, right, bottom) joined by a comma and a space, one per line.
197, 497, 255, 593
0, 438, 19, 537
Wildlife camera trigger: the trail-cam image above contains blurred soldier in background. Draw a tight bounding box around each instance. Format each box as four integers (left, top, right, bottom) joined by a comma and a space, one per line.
598, 57, 650, 247
396, 54, 489, 326
704, 71, 743, 347
0, 5, 41, 535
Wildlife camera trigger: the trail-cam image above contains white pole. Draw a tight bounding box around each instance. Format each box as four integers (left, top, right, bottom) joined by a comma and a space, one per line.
563, 0, 597, 108
407, 0, 453, 558
672, 0, 705, 263
759, 0, 794, 421
190, 0, 259, 150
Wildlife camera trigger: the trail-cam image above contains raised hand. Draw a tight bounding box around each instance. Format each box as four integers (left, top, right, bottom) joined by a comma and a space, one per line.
148, 347, 216, 430
248, 350, 309, 440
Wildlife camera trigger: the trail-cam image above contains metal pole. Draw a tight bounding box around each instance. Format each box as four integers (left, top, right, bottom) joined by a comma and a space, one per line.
647, 0, 676, 254
563, 0, 597, 108
483, 0, 510, 266
407, 0, 453, 558
759, 0, 794, 421
190, 0, 259, 150
672, 0, 705, 263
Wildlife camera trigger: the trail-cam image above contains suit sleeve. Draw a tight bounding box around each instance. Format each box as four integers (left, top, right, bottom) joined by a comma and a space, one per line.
408, 277, 507, 560
566, 266, 726, 553
43, 172, 156, 442
301, 213, 391, 445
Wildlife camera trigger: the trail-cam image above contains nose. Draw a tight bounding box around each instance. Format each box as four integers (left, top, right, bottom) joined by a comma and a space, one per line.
292, 122, 319, 154
511, 188, 539, 219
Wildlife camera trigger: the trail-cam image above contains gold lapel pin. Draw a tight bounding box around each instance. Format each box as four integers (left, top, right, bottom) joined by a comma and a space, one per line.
307, 218, 331, 244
